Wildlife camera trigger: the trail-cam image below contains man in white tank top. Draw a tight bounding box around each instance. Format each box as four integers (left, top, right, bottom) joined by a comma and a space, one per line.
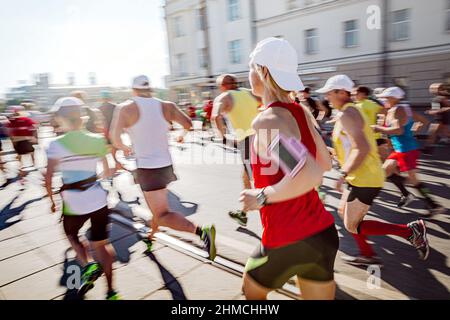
110, 75, 217, 260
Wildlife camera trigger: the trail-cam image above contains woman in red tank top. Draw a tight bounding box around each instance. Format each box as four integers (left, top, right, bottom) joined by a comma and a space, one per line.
239, 38, 338, 300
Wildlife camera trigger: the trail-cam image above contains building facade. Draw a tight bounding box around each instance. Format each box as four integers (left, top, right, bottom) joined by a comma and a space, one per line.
165, 0, 450, 106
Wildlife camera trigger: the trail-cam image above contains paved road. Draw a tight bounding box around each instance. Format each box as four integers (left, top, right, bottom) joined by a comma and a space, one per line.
0, 129, 448, 299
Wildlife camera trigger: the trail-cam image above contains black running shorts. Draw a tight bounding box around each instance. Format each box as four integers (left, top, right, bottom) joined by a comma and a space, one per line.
13, 140, 34, 155
347, 184, 381, 206
376, 138, 388, 146
245, 226, 339, 289
63, 206, 110, 242
236, 135, 253, 178
135, 165, 178, 192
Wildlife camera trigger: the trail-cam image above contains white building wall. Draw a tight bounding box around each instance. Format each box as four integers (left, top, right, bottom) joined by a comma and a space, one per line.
208, 0, 253, 75
257, 0, 383, 66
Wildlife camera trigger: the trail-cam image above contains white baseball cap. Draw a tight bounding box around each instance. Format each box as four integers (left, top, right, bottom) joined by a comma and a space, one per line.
316, 75, 355, 94
132, 75, 151, 89
377, 87, 405, 99
249, 37, 304, 91
51, 97, 84, 115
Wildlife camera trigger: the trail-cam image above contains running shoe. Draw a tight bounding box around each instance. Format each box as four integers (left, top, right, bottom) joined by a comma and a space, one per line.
142, 238, 153, 253
106, 290, 121, 300
398, 194, 414, 208
341, 255, 383, 267
228, 210, 248, 226
407, 220, 430, 260
201, 225, 217, 261
78, 262, 103, 297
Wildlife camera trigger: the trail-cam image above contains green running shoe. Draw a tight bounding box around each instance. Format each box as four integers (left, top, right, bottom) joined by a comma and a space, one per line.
201, 225, 217, 261
142, 238, 153, 253
228, 210, 248, 226
78, 262, 103, 297
106, 290, 121, 300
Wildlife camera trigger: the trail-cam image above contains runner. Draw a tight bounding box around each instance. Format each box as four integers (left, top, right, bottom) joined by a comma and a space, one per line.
372, 87, 446, 215
240, 37, 338, 300
0, 115, 9, 174
352, 86, 389, 161
298, 87, 328, 121
71, 90, 104, 134
44, 97, 119, 300
6, 105, 37, 172
211, 74, 260, 226
98, 90, 122, 170
423, 83, 450, 155
110, 75, 217, 260
316, 75, 430, 266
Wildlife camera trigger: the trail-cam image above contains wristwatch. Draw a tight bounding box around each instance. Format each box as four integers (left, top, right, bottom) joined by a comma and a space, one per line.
256, 188, 268, 207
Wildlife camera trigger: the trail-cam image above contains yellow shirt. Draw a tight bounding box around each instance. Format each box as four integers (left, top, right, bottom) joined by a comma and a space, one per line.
332, 103, 385, 188
356, 99, 383, 140
227, 89, 260, 142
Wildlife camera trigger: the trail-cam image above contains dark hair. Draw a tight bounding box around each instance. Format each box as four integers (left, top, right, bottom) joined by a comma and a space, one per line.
356, 86, 371, 96
302, 87, 311, 94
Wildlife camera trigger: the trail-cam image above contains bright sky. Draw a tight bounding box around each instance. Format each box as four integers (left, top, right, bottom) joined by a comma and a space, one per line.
0, 0, 169, 98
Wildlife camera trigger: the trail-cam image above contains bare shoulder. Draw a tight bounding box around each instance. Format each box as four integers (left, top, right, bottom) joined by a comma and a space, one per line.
118, 100, 138, 114
161, 100, 177, 108
253, 108, 293, 131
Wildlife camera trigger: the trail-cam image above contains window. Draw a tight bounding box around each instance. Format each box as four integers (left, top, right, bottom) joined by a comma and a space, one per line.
176, 54, 187, 76
392, 9, 410, 41
228, 0, 240, 22
228, 40, 242, 64
197, 8, 206, 31
344, 20, 358, 47
198, 48, 208, 69
174, 16, 184, 37
305, 28, 318, 54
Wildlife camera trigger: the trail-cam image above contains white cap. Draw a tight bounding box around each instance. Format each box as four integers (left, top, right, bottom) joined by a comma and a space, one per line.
316, 75, 355, 93
132, 75, 151, 89
249, 37, 304, 91
377, 87, 405, 99
51, 97, 84, 115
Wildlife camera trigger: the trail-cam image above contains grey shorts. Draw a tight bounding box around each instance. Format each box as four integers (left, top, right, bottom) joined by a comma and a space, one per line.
237, 135, 253, 179
135, 165, 178, 192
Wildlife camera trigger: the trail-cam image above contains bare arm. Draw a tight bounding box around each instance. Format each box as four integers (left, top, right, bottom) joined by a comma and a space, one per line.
252, 114, 324, 204
373, 107, 407, 136
339, 107, 371, 175
110, 104, 133, 153
45, 158, 59, 212
163, 101, 192, 130
211, 93, 233, 139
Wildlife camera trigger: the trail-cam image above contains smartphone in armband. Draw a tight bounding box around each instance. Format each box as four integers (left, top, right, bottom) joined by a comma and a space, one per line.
268, 133, 309, 177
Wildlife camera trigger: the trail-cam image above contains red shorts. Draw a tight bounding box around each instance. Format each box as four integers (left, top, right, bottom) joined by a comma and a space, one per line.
388, 150, 420, 172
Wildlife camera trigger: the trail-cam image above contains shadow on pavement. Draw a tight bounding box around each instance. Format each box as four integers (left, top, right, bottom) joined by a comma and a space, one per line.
0, 194, 45, 231
327, 196, 450, 299
168, 191, 198, 217
59, 248, 82, 301
146, 251, 187, 300
0, 176, 20, 190
236, 226, 261, 241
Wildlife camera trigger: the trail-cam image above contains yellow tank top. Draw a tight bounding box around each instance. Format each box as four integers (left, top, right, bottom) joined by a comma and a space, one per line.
356, 99, 383, 140
227, 89, 260, 142
332, 103, 385, 188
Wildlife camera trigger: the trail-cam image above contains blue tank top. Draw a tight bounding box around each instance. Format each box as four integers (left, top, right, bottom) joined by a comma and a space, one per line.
389, 105, 418, 152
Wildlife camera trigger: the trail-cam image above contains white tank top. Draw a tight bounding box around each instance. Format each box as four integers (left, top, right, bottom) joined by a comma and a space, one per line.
127, 97, 172, 169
